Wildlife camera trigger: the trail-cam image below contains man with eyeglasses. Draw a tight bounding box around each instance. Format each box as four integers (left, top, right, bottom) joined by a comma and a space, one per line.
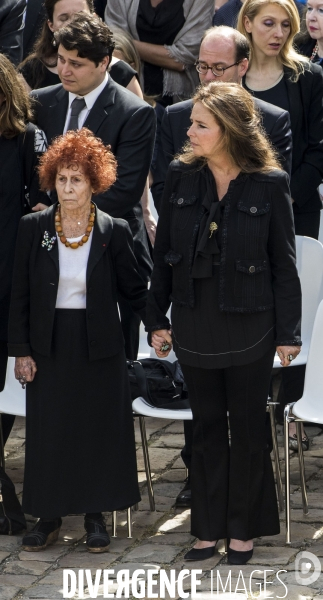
151, 25, 292, 509
151, 25, 292, 213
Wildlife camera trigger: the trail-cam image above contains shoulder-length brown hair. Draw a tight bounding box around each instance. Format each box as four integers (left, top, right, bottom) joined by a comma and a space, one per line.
0, 54, 33, 138
237, 0, 308, 81
38, 128, 117, 194
178, 82, 281, 173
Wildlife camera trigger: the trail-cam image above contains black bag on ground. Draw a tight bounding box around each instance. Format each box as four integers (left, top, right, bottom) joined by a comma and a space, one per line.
0, 466, 26, 534
127, 359, 190, 410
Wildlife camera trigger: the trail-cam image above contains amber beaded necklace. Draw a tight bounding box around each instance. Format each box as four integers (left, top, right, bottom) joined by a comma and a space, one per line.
55, 202, 95, 249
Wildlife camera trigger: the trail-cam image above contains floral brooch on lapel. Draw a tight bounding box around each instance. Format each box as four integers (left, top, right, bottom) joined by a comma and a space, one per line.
41, 231, 56, 251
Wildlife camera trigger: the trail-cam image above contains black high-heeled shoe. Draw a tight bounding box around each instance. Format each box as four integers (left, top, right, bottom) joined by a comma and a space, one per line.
184, 545, 216, 561
227, 540, 253, 565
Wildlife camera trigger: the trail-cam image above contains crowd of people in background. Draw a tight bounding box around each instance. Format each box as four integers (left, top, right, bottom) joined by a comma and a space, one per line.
0, 0, 322, 564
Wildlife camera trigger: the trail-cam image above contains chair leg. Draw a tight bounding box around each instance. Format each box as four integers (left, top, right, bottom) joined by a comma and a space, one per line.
127, 507, 132, 538
284, 404, 292, 545
111, 511, 117, 538
133, 503, 139, 511
296, 421, 309, 516
268, 403, 284, 512
0, 415, 5, 470
139, 416, 155, 512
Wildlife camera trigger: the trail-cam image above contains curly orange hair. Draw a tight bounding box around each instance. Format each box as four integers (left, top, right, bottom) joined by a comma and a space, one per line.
38, 128, 117, 193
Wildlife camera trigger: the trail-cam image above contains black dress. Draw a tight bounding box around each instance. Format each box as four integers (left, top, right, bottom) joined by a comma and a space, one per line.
23, 309, 140, 518
8, 208, 145, 519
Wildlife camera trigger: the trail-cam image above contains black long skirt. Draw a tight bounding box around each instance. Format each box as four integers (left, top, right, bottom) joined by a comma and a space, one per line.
23, 309, 140, 518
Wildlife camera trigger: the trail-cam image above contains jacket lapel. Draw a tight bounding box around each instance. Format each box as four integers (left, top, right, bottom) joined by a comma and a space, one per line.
86, 207, 114, 284
38, 204, 59, 272
45, 87, 69, 142
284, 68, 302, 137
83, 80, 116, 135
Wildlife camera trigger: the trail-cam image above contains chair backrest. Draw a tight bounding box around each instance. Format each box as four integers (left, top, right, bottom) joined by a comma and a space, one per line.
0, 357, 26, 417
295, 236, 323, 344
294, 299, 323, 422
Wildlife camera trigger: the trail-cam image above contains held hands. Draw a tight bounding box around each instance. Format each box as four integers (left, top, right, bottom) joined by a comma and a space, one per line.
143, 211, 157, 246
276, 346, 301, 367
14, 356, 37, 387
152, 329, 173, 358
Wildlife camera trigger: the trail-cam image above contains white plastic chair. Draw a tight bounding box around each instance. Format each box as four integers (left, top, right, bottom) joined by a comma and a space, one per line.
273, 235, 323, 368
0, 356, 26, 468
284, 299, 323, 544
132, 396, 192, 512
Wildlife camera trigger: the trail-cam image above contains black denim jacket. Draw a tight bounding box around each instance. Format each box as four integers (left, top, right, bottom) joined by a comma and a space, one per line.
146, 161, 302, 346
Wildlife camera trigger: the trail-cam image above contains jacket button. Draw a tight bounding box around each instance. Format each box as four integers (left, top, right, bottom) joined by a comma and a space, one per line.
88, 287, 93, 293
90, 340, 97, 346
250, 207, 257, 214
249, 266, 256, 273
177, 198, 184, 205
88, 313, 94, 319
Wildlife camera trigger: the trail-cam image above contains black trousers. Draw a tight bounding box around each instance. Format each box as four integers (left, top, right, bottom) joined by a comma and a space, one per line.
180, 347, 280, 541
0, 340, 15, 445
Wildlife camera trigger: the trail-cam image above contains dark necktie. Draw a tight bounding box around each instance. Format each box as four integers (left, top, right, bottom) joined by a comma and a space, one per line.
67, 97, 86, 131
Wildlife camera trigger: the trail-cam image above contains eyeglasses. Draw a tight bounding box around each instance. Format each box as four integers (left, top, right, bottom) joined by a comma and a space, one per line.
195, 60, 241, 77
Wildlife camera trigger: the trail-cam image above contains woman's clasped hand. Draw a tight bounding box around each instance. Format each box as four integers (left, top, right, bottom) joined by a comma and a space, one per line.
151, 329, 173, 358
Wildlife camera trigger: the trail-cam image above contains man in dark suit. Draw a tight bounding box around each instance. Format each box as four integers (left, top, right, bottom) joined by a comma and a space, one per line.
152, 26, 292, 213
0, 0, 26, 65
23, 0, 46, 59
31, 13, 156, 359
151, 25, 293, 508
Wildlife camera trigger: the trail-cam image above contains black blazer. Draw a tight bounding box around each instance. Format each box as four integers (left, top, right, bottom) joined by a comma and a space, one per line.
31, 79, 156, 280
0, 0, 26, 65
283, 64, 323, 214
22, 0, 46, 60
146, 161, 302, 347
8, 205, 147, 361
151, 97, 292, 213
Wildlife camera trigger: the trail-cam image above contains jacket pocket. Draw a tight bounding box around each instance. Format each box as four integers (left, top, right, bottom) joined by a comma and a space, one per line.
237, 201, 270, 237
169, 192, 198, 230
234, 259, 267, 297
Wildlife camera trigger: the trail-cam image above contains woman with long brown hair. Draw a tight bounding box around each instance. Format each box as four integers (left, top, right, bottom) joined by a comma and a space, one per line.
145, 82, 302, 565
0, 53, 48, 458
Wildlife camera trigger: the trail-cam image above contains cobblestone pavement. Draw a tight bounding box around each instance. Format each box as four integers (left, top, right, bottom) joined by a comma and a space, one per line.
1, 372, 323, 599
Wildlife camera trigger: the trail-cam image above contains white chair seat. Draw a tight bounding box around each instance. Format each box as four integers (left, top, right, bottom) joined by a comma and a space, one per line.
0, 356, 25, 417
132, 396, 192, 420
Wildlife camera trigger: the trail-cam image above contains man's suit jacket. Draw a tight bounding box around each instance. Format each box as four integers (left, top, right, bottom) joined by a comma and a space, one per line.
8, 205, 147, 361
31, 79, 156, 280
0, 0, 26, 65
151, 97, 292, 214
23, 0, 46, 59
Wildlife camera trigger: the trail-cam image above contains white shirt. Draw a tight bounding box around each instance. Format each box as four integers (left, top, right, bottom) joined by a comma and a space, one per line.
56, 234, 92, 309
63, 73, 109, 133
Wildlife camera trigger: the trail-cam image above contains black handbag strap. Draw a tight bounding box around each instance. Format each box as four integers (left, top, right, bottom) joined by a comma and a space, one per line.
132, 361, 152, 404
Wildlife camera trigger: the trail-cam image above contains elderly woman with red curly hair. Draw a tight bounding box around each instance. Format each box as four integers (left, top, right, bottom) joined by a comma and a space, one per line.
8, 128, 147, 553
